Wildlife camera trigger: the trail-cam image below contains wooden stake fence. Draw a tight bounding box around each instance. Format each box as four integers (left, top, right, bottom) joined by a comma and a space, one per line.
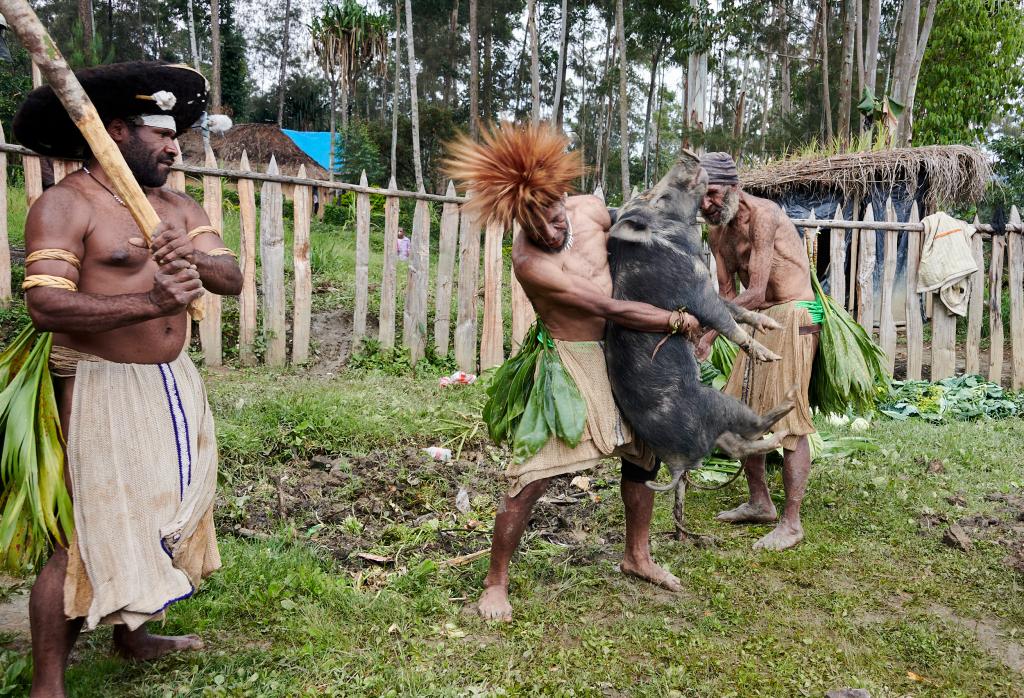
3, 141, 1023, 387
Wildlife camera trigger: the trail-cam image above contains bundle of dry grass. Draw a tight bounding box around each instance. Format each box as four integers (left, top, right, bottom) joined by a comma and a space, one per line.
741, 145, 992, 209
177, 123, 329, 179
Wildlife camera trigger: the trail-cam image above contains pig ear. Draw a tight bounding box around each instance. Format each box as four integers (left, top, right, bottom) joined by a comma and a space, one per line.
609, 210, 654, 244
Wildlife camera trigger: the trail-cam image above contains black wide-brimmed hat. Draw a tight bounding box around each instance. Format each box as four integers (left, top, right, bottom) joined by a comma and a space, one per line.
13, 61, 208, 158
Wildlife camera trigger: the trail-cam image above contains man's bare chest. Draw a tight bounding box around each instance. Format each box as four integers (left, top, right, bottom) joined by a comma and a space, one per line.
83, 197, 185, 272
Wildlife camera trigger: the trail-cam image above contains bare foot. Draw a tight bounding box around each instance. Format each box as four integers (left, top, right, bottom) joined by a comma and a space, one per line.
619, 558, 683, 592
716, 502, 778, 524
112, 627, 204, 661
476, 584, 513, 622
752, 523, 804, 551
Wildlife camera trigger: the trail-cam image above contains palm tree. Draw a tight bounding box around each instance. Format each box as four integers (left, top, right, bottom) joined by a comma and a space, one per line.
310, 1, 390, 177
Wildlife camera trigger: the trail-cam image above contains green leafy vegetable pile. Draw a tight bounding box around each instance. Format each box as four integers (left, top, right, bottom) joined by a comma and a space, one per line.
878, 374, 1024, 422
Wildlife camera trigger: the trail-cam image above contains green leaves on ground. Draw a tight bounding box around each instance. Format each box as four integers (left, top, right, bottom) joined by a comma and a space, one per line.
0, 325, 73, 572
878, 374, 1024, 422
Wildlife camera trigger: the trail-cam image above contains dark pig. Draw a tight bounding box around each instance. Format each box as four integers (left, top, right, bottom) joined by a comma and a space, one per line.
605, 150, 797, 491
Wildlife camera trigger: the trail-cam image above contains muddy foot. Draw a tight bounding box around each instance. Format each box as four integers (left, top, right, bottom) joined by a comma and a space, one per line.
753, 523, 804, 551
716, 502, 778, 524
476, 585, 513, 622
619, 558, 683, 592
112, 628, 203, 661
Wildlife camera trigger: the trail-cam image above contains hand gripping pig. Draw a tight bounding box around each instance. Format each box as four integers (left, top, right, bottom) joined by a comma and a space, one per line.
605, 150, 797, 491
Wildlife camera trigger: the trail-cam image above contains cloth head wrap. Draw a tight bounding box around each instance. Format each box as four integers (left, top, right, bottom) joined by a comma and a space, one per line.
700, 152, 740, 185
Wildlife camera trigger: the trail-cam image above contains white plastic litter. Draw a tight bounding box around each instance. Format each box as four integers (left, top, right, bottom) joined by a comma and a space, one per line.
439, 371, 477, 387
423, 446, 452, 462
455, 487, 471, 513
850, 417, 871, 432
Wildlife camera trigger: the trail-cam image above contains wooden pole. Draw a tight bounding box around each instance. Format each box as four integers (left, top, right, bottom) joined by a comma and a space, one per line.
292, 164, 313, 365
199, 142, 223, 366
965, 215, 984, 377
454, 206, 481, 372
0, 0, 161, 244
168, 139, 186, 192
0, 123, 9, 307
404, 195, 431, 362
828, 207, 846, 308
510, 222, 535, 352
379, 178, 400, 350
905, 202, 924, 380
1008, 206, 1024, 389
352, 170, 371, 347
988, 235, 1006, 384
433, 181, 460, 356
260, 156, 287, 366
878, 197, 898, 373
480, 219, 505, 370
856, 205, 876, 337
237, 151, 258, 366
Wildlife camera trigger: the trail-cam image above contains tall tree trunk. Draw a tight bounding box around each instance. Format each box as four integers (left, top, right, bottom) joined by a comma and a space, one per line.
469, 0, 479, 138
594, 18, 612, 187
391, 0, 401, 181
652, 62, 664, 180
641, 37, 663, 188
759, 51, 774, 153
855, 0, 863, 105
328, 80, 337, 180
687, 0, 708, 139
340, 74, 349, 131
404, 0, 424, 190
863, 0, 881, 97
211, 0, 221, 112
895, 0, 937, 146
78, 0, 94, 47
275, 0, 293, 127
777, 0, 792, 117
578, 14, 589, 188
552, 0, 569, 128
527, 0, 540, 125
601, 36, 617, 190
186, 0, 200, 69
820, 0, 833, 143
482, 12, 493, 120
615, 0, 629, 196
444, 0, 459, 108
837, 0, 856, 144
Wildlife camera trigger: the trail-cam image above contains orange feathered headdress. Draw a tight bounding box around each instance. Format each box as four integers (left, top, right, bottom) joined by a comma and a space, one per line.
443, 122, 583, 234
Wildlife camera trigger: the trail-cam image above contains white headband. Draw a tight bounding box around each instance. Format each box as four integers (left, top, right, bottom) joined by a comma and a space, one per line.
134, 115, 176, 130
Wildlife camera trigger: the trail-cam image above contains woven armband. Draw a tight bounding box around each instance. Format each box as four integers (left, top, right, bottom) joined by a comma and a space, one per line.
206, 247, 237, 258
25, 248, 82, 269
187, 225, 221, 241
23, 275, 78, 292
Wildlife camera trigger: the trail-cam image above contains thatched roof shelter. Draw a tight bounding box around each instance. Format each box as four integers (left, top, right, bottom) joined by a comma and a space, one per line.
740, 145, 991, 210
178, 123, 330, 179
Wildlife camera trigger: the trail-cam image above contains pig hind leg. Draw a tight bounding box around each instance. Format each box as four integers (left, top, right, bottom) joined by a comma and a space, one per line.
646, 454, 702, 493
715, 429, 791, 459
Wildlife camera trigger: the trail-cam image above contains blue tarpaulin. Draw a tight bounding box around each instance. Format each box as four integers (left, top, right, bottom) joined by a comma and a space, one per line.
281, 129, 339, 173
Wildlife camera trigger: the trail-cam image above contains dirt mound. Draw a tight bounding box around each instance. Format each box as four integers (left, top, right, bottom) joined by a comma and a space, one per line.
217, 444, 620, 575
925, 489, 1024, 575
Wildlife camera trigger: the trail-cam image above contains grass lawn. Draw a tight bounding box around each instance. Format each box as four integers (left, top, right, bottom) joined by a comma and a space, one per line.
0, 368, 1014, 697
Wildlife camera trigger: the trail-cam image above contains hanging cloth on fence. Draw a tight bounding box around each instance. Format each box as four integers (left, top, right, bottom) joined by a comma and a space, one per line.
917, 212, 978, 317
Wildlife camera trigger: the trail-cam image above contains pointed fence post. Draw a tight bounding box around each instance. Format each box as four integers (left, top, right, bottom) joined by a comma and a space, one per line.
260, 156, 287, 366
454, 205, 481, 372
404, 192, 431, 362
988, 233, 1006, 384
828, 206, 846, 309
352, 170, 371, 347
51, 159, 66, 184
199, 142, 223, 366
0, 123, 9, 307
593, 185, 605, 201
292, 164, 313, 364
856, 204, 876, 338
237, 151, 258, 366
433, 181, 460, 355
878, 197, 898, 374
1008, 206, 1024, 389
905, 203, 924, 380
23, 152, 42, 209
965, 214, 985, 377
379, 177, 400, 349
480, 219, 505, 370
510, 221, 535, 352
169, 139, 186, 192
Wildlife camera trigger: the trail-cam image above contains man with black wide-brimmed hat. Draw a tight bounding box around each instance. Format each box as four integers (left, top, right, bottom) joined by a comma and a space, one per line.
15, 61, 241, 696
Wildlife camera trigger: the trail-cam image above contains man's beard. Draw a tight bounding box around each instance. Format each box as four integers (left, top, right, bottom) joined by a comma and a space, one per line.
704, 188, 740, 226
122, 131, 172, 188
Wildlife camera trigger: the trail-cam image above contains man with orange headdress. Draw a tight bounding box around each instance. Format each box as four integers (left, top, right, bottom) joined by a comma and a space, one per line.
446, 124, 701, 621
